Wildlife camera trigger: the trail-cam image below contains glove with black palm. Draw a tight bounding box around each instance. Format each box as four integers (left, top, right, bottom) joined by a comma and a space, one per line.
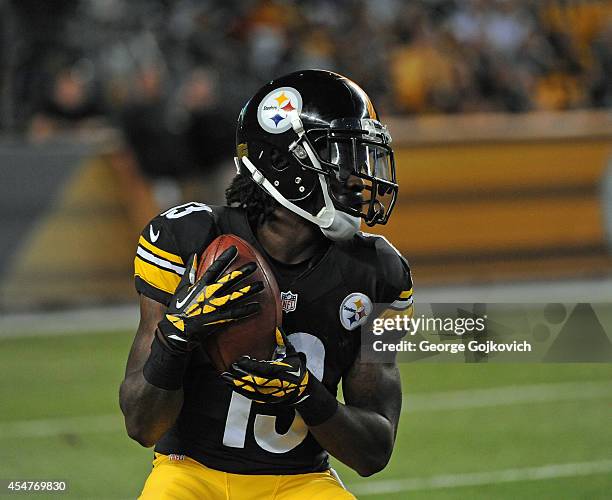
144, 245, 261, 390
158, 245, 262, 353
222, 329, 339, 426
222, 328, 309, 404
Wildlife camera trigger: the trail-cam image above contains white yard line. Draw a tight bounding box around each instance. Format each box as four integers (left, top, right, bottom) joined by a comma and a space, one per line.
1, 380, 609, 439
0, 305, 138, 338
0, 414, 122, 439
416, 277, 612, 303
404, 380, 611, 413
349, 459, 612, 495
2, 277, 612, 338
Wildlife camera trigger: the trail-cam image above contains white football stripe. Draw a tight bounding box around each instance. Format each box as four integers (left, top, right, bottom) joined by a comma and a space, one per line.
136, 246, 186, 275
0, 305, 139, 338
0, 414, 121, 439
390, 297, 413, 310
1, 381, 608, 439
403, 380, 611, 413
349, 459, 612, 495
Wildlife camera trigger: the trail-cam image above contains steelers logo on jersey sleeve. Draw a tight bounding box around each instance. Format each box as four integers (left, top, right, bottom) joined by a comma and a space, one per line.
339, 292, 373, 331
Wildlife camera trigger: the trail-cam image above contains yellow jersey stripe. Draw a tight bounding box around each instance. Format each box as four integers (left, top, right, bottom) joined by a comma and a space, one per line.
136, 246, 185, 274
134, 257, 181, 294
138, 236, 184, 265
378, 303, 414, 321
399, 288, 413, 299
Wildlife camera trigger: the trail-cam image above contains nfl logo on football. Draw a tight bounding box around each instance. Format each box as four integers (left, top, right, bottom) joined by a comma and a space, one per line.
280, 291, 298, 313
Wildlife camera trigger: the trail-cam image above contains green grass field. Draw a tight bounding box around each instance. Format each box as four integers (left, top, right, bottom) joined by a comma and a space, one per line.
0, 330, 610, 499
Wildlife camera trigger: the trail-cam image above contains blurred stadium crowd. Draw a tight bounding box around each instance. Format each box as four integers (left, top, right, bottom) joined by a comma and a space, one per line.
1, 0, 610, 180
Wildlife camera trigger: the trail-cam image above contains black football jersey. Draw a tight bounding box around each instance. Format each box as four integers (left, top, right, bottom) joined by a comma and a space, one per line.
134, 202, 413, 474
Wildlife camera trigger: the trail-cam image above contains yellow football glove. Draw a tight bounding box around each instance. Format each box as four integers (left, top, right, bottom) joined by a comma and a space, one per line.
222, 328, 309, 404
158, 246, 262, 352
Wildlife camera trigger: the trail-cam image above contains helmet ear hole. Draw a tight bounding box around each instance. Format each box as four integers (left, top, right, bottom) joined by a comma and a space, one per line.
270, 147, 290, 172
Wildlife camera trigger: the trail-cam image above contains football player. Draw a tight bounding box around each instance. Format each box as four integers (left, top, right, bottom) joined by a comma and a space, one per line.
120, 70, 413, 499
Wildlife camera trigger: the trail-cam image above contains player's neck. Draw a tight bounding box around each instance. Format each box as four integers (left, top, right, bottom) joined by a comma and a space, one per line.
255, 208, 328, 265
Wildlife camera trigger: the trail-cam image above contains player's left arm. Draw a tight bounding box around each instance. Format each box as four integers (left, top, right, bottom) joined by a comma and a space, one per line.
225, 339, 401, 477
307, 244, 411, 476
307, 356, 401, 477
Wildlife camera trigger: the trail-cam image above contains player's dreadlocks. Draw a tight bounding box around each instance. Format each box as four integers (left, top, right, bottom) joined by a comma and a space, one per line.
225, 173, 278, 225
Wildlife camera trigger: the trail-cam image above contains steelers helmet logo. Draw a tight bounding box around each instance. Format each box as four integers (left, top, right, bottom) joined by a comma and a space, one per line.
257, 87, 303, 134
340, 293, 373, 331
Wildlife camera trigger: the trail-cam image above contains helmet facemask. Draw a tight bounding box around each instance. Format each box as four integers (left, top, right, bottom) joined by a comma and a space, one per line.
288, 116, 398, 226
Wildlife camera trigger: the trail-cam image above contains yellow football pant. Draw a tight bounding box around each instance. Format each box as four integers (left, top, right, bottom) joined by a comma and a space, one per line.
139, 453, 356, 500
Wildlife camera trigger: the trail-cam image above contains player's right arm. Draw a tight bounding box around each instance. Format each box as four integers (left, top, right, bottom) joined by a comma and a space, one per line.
119, 294, 183, 447
120, 209, 192, 447
120, 204, 261, 447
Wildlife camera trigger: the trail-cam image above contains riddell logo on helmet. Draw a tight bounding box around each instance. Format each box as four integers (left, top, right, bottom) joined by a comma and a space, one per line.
257, 87, 303, 134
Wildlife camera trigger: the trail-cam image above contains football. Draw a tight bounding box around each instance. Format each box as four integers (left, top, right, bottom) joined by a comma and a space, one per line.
197, 234, 281, 372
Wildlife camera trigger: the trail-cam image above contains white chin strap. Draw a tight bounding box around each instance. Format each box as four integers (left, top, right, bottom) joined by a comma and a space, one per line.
236, 114, 360, 241
320, 209, 362, 241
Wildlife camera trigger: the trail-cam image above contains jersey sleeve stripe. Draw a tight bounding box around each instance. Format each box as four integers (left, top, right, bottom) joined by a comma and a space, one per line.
136, 246, 186, 275
390, 296, 414, 311
399, 288, 413, 299
379, 302, 414, 321
138, 236, 184, 265
134, 257, 181, 294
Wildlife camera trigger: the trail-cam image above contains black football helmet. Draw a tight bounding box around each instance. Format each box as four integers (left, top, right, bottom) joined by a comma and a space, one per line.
235, 69, 397, 236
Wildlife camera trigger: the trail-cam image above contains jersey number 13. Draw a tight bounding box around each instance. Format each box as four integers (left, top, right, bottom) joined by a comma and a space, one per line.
221, 333, 325, 453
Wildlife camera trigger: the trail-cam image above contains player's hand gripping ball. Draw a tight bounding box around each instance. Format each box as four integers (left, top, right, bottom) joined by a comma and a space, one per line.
200, 235, 282, 371
222, 328, 310, 405
157, 245, 262, 352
